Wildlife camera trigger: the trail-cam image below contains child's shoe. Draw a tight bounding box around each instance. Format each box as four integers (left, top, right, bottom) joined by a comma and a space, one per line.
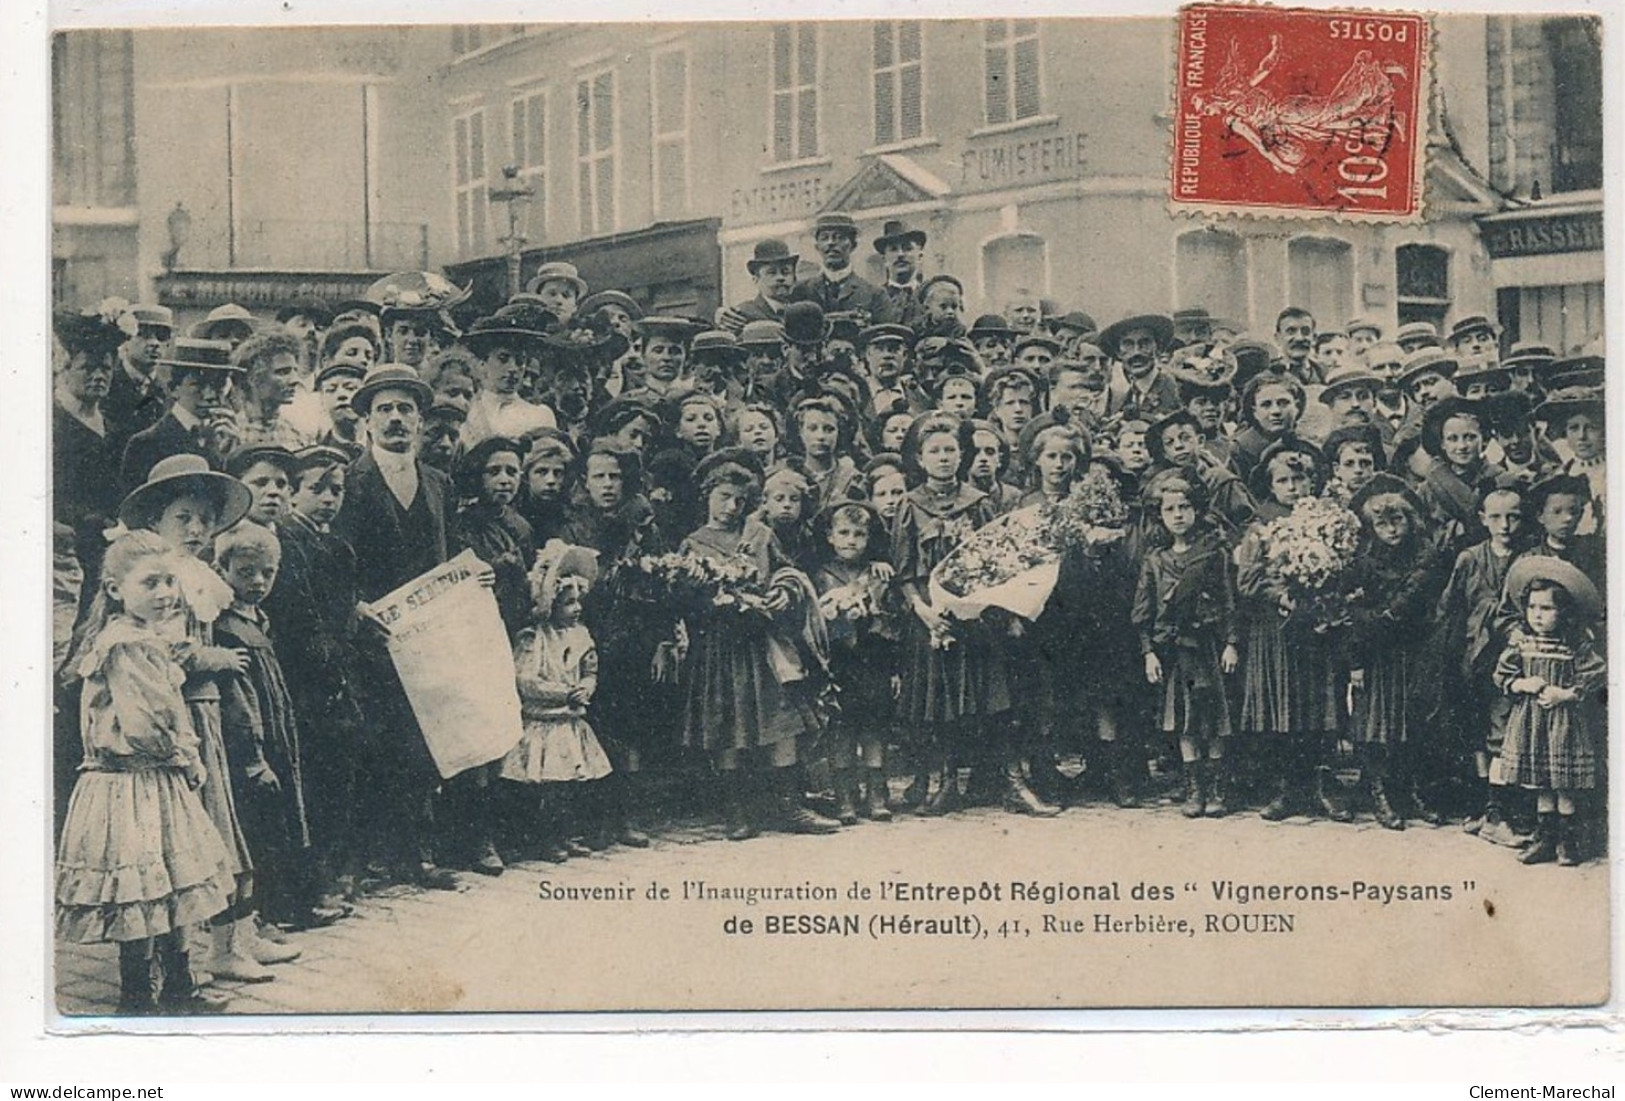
865, 769, 893, 822
1557, 816, 1583, 867
1180, 763, 1205, 819
1519, 814, 1559, 865
1203, 761, 1229, 818
207, 920, 276, 983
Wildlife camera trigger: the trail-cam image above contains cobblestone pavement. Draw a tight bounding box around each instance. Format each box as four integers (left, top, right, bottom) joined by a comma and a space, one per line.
54, 794, 1608, 1016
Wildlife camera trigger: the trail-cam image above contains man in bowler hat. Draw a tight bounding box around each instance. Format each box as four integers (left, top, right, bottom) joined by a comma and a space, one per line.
717, 239, 800, 333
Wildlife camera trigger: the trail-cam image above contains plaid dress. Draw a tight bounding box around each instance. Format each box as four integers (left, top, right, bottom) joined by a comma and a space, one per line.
1496, 632, 1606, 790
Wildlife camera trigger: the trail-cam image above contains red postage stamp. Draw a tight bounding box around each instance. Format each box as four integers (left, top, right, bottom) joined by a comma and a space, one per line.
1171, 4, 1429, 220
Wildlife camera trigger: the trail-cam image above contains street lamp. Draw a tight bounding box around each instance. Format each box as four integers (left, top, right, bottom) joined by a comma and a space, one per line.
489, 164, 535, 300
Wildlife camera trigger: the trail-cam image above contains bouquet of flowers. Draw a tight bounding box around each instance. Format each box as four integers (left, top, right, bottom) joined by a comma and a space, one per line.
1255, 495, 1362, 632
929, 466, 1129, 623
613, 551, 764, 614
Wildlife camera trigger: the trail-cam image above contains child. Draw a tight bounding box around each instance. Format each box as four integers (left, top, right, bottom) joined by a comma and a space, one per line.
759, 464, 817, 571
453, 436, 538, 639
812, 501, 900, 822
735, 402, 783, 465
519, 429, 576, 545
1012, 411, 1139, 810
678, 450, 836, 839
500, 540, 612, 862
1343, 475, 1446, 830
864, 453, 909, 526
1495, 559, 1606, 866
1236, 440, 1346, 822
263, 445, 367, 901
966, 419, 1022, 515
1321, 424, 1385, 507
226, 445, 298, 529
791, 396, 862, 506
117, 454, 290, 982
1418, 397, 1502, 556
1435, 486, 1526, 846
891, 412, 1014, 815
213, 522, 327, 932
1134, 470, 1240, 818
56, 531, 236, 1014
934, 372, 980, 419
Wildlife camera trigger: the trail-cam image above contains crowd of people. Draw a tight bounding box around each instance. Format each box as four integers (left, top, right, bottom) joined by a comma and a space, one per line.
50, 210, 1607, 1015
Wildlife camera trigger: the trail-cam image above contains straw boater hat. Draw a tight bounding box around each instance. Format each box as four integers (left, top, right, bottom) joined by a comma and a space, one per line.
525, 261, 589, 299
1447, 314, 1501, 344
119, 453, 252, 532
1502, 341, 1557, 372
739, 320, 786, 349
1452, 359, 1513, 394
1396, 347, 1459, 388
746, 238, 800, 274
873, 219, 927, 253
128, 304, 175, 335
636, 315, 706, 344
1345, 316, 1383, 340
350, 363, 434, 417
190, 304, 260, 343
690, 329, 747, 363
1506, 555, 1602, 623
159, 337, 245, 376
1542, 354, 1604, 392
1394, 321, 1440, 348
577, 289, 643, 322
1098, 313, 1175, 360
811, 213, 859, 239
1318, 363, 1384, 405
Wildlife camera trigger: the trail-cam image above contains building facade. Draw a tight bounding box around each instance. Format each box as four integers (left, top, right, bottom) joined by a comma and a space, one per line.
52, 16, 1604, 353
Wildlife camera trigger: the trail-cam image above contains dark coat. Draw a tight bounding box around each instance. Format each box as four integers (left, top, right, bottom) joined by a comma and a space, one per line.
53, 403, 121, 570
333, 450, 451, 603
121, 409, 214, 491
792, 272, 897, 325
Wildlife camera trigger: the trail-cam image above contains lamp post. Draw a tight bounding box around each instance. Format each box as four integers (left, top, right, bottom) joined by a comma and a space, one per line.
489, 165, 535, 300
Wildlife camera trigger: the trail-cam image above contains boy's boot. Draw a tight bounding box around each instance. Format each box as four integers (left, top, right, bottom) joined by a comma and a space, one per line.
1180, 761, 1205, 819
1203, 758, 1230, 818
1108, 740, 1141, 809
724, 771, 759, 842
1316, 767, 1355, 823
920, 756, 961, 817
1259, 755, 1294, 822
615, 773, 653, 848
833, 770, 860, 826
774, 768, 842, 834
865, 768, 893, 822
1519, 812, 1559, 865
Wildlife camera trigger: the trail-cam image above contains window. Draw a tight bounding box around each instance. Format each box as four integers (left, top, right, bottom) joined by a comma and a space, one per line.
1176, 229, 1247, 324
1519, 283, 1604, 356
453, 108, 489, 257
510, 89, 548, 241
984, 19, 1040, 126
1546, 18, 1602, 193
1395, 243, 1450, 329
651, 47, 690, 217
452, 25, 526, 58
52, 29, 135, 207
1287, 237, 1354, 331
576, 68, 617, 235
771, 24, 819, 162
981, 232, 1047, 311
873, 21, 923, 146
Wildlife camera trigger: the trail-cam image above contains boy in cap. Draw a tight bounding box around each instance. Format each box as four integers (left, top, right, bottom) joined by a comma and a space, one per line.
524, 262, 588, 324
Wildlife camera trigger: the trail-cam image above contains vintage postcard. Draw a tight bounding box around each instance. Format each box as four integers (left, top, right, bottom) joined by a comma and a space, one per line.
45, 6, 1609, 1018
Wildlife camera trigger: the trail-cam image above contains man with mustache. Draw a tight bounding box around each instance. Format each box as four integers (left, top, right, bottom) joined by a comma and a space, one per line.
335, 364, 475, 891
1317, 362, 1395, 448
232, 329, 315, 450
1102, 313, 1182, 422
1274, 306, 1321, 385
874, 219, 929, 333
791, 213, 896, 326
717, 239, 800, 334
103, 303, 174, 459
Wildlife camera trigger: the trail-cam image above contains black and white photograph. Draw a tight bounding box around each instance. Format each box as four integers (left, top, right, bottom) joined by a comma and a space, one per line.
40, 8, 1611, 1017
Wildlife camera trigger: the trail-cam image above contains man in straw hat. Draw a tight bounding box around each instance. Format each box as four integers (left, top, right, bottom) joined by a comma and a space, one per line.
1102, 312, 1181, 422
333, 363, 492, 891
120, 338, 245, 491
792, 213, 895, 326
717, 239, 800, 334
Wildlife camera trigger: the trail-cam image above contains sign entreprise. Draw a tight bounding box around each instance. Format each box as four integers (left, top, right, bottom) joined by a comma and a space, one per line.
155, 271, 383, 308
1480, 210, 1604, 260
731, 176, 828, 223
